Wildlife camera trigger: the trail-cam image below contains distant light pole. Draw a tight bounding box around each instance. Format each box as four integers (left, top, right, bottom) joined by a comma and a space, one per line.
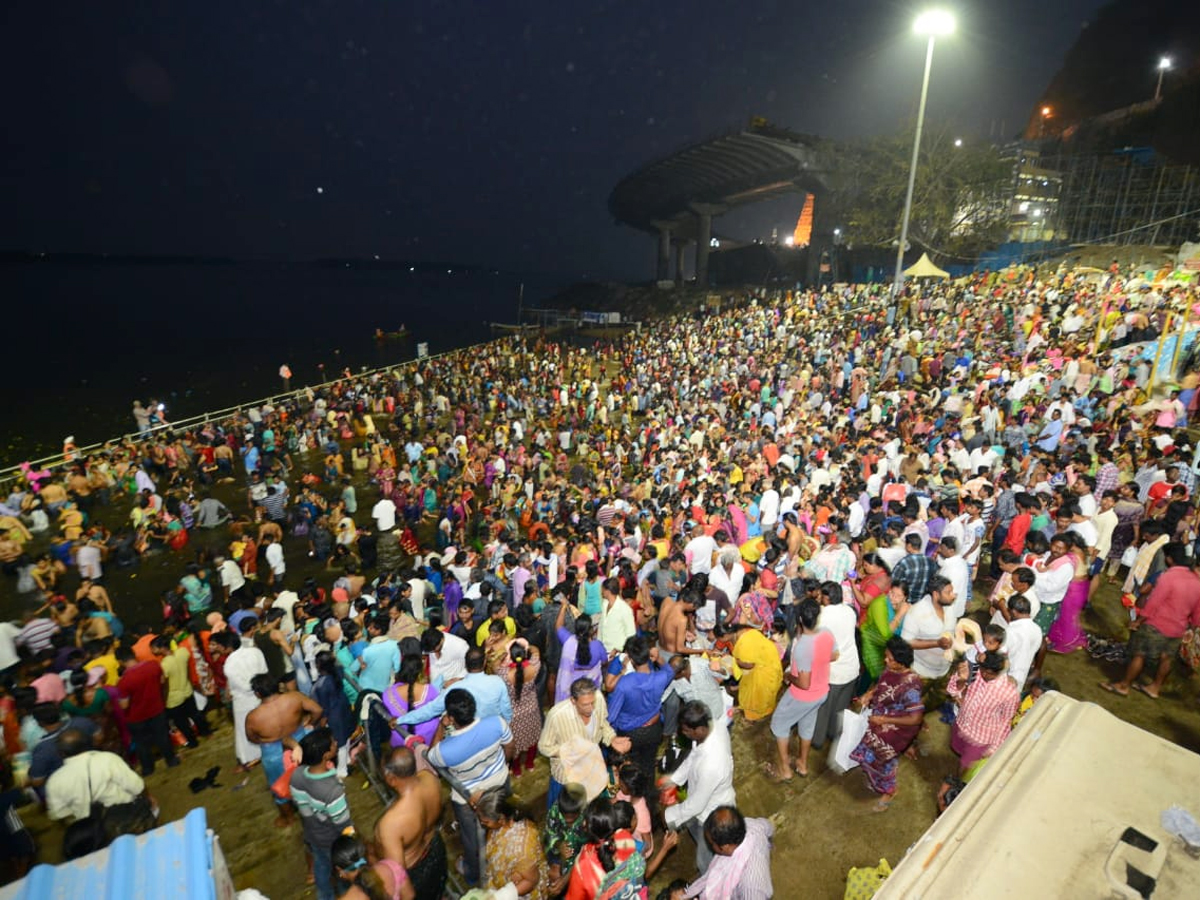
1039, 105, 1052, 139
892, 8, 956, 302
1155, 56, 1172, 101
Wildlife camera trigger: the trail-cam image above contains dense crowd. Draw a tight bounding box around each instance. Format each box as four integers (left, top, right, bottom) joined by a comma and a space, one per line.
2, 260, 1200, 899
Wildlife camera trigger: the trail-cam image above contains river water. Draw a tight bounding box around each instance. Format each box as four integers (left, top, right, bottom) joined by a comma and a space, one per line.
2, 258, 555, 466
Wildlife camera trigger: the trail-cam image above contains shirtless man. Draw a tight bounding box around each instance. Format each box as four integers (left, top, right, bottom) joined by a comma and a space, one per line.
213, 443, 236, 481
39, 479, 68, 514
0, 534, 22, 572
245, 673, 324, 826
343, 568, 366, 601
658, 587, 700, 664
47, 594, 79, 629
66, 468, 91, 503
374, 745, 447, 899
257, 519, 284, 546
75, 578, 113, 613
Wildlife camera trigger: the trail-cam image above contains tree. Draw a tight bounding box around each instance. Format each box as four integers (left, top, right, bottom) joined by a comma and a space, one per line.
835, 122, 1012, 261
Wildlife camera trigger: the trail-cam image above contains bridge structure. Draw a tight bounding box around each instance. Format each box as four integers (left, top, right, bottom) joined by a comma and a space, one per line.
608, 121, 837, 287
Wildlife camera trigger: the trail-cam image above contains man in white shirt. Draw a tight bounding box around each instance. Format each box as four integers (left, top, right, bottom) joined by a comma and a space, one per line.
900, 575, 958, 679
812, 583, 860, 751
0, 620, 21, 679
990, 566, 1041, 628
421, 627, 470, 685
263, 534, 285, 585
75, 541, 102, 580
1034, 537, 1074, 618
960, 496, 987, 570
1071, 476, 1098, 519
664, 700, 737, 875
758, 480, 780, 534
936, 537, 972, 618
445, 549, 473, 588
216, 554, 247, 604
876, 533, 907, 571
1063, 502, 1097, 554
46, 729, 146, 822
598, 578, 636, 654
998, 594, 1042, 691
371, 497, 397, 532
1090, 490, 1119, 597
270, 587, 301, 635
846, 500, 866, 538
407, 573, 434, 621
683, 522, 717, 576
707, 547, 744, 608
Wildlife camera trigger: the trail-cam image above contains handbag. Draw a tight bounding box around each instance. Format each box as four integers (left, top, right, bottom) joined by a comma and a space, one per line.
1119, 545, 1137, 568
1180, 628, 1200, 670
827, 709, 870, 775
270, 750, 299, 800
559, 734, 609, 801
844, 858, 892, 900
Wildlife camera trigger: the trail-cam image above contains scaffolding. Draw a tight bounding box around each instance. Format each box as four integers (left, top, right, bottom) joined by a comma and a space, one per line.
1037, 146, 1200, 247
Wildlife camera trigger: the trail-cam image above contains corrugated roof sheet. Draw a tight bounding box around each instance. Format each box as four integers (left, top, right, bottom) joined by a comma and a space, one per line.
0, 808, 217, 900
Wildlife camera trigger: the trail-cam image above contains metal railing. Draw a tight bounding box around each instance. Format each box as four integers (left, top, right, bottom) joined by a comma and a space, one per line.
0, 338, 506, 487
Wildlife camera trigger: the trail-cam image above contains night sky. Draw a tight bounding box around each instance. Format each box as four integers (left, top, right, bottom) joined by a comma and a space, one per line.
3, 0, 1106, 281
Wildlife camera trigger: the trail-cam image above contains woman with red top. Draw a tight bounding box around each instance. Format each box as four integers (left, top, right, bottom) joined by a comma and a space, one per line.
564, 799, 644, 900
850, 552, 893, 628
1002, 493, 1037, 557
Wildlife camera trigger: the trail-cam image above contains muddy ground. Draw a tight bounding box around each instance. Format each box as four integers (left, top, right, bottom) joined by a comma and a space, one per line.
4, 431, 1200, 898
12, 586, 1199, 900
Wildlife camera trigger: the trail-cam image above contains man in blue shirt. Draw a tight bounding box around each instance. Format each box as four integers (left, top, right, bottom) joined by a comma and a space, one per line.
242, 443, 261, 476
606, 636, 675, 779
27, 704, 99, 793
426, 689, 512, 887
393, 647, 510, 729
357, 613, 400, 695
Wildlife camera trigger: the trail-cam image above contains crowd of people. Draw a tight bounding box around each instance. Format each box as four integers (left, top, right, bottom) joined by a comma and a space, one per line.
2, 259, 1200, 898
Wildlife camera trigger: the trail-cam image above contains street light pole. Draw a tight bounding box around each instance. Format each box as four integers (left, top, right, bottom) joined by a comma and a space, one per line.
892, 10, 955, 305
1155, 56, 1171, 101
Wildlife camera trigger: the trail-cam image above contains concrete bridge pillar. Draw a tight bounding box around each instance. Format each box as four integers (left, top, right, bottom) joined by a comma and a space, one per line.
655, 226, 672, 282
694, 211, 712, 288
806, 190, 836, 288
674, 241, 686, 287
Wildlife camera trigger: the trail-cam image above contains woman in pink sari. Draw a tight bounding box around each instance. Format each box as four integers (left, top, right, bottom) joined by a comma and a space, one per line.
727, 502, 748, 546
1046, 531, 1090, 653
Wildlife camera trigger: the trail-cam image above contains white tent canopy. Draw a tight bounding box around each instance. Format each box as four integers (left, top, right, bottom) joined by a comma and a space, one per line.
903, 252, 950, 279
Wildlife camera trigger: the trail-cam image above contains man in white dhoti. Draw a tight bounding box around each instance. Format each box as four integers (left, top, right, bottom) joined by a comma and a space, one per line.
223, 620, 269, 770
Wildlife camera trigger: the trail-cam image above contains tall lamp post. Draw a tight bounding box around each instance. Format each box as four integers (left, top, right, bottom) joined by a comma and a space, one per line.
891, 8, 956, 304
1155, 56, 1172, 101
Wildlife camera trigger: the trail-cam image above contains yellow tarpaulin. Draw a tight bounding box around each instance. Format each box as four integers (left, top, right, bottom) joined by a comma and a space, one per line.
903, 253, 950, 279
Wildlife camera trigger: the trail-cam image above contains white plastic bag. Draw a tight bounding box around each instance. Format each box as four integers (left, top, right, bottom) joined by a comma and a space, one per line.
828, 709, 869, 775
559, 734, 609, 800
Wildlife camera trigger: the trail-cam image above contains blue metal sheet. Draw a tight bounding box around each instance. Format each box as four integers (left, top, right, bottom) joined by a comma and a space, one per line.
0, 808, 215, 900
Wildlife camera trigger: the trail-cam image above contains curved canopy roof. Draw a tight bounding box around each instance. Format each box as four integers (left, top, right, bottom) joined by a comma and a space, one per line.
609, 123, 832, 239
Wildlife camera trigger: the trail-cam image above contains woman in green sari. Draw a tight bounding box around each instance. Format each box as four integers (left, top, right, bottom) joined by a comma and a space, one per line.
860, 582, 911, 684
62, 667, 122, 753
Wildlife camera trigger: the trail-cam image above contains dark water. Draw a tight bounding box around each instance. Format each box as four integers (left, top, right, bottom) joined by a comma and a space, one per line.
2, 258, 555, 466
